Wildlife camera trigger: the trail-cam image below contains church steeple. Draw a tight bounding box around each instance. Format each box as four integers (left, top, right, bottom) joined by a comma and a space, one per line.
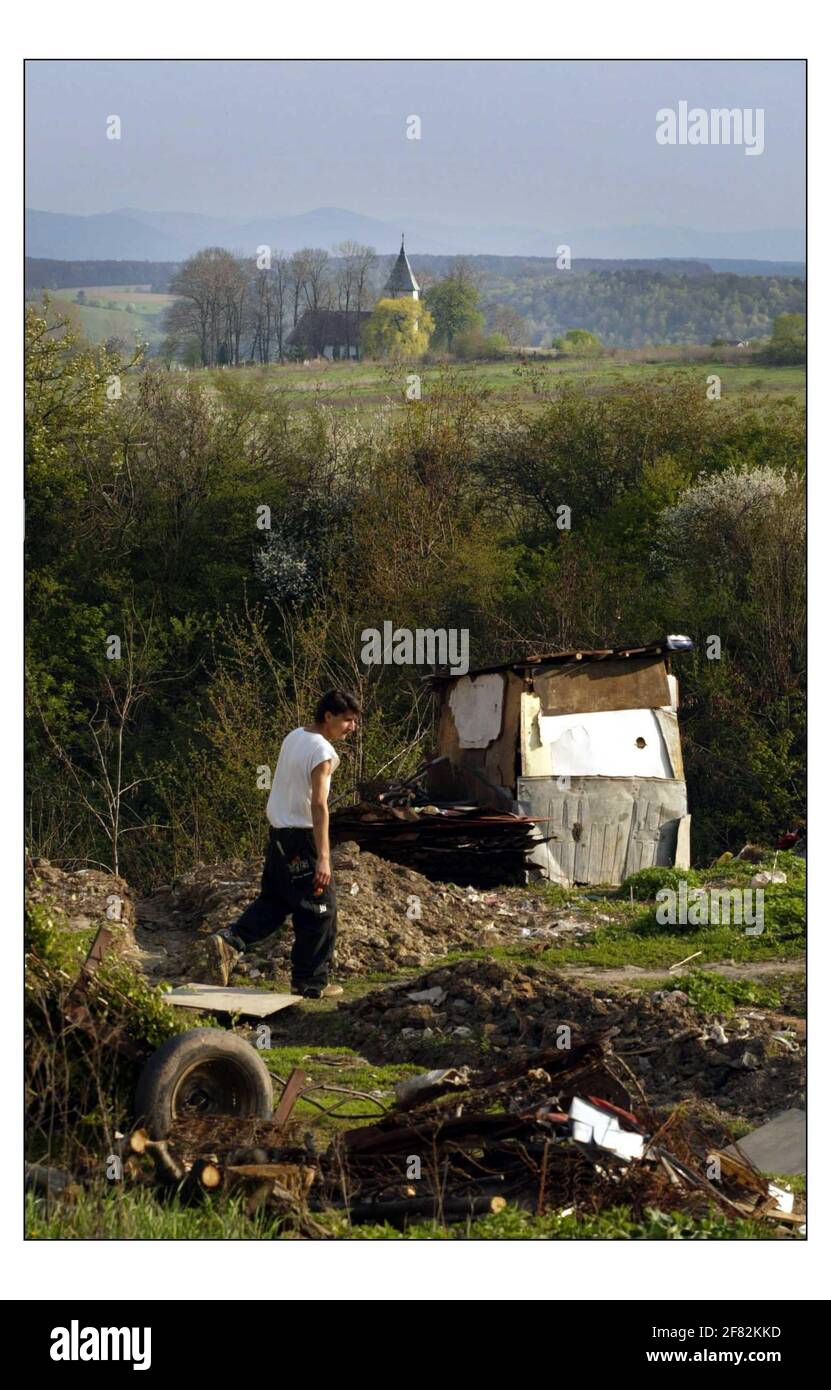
383, 235, 420, 300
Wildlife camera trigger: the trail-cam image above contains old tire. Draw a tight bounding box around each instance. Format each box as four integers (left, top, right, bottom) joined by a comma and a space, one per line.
134, 1029, 273, 1139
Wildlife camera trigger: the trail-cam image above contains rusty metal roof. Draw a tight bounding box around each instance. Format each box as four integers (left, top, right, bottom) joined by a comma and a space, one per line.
429, 638, 692, 683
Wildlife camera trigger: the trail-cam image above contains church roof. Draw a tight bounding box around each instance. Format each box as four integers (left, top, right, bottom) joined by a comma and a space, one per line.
383, 238, 420, 296
287, 308, 371, 349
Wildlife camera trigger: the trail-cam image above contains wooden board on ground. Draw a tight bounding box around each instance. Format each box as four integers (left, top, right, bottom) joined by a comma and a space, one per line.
165, 984, 302, 1017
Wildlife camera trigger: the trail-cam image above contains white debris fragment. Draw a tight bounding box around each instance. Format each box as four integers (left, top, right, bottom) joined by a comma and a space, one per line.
569, 1097, 645, 1161
406, 986, 446, 1005
767, 1182, 794, 1215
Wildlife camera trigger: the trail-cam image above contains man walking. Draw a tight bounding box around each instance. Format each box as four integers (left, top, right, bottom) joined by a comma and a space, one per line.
211, 689, 360, 998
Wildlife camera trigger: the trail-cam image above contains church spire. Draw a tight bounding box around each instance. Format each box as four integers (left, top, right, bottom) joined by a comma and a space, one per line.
383, 235, 420, 300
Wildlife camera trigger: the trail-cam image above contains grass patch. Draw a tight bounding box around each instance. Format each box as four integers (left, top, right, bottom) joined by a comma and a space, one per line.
326, 1204, 780, 1240
26, 1189, 780, 1240
536, 861, 805, 970
539, 917, 804, 970
655, 970, 783, 1016
619, 867, 701, 900
259, 1044, 422, 1133
26, 1186, 280, 1240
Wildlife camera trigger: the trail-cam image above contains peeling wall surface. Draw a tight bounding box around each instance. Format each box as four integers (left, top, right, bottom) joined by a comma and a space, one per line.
536, 708, 674, 779
448, 674, 505, 749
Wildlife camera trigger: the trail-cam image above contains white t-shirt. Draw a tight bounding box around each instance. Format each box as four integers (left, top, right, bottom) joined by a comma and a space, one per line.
266, 727, 339, 829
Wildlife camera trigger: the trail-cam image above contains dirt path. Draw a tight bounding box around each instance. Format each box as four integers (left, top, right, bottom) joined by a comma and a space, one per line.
559, 958, 806, 985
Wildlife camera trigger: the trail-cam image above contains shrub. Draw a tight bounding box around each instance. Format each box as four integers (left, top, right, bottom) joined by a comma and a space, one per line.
25, 901, 183, 1167
619, 867, 701, 900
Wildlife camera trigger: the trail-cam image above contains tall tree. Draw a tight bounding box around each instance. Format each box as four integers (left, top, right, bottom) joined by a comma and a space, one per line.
425, 260, 484, 352
167, 248, 248, 366
334, 241, 377, 357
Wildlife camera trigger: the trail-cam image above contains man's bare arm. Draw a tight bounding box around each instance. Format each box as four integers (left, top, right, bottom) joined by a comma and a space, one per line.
310, 760, 332, 888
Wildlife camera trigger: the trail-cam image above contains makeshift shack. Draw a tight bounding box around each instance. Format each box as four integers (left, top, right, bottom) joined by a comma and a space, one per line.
428, 639, 692, 887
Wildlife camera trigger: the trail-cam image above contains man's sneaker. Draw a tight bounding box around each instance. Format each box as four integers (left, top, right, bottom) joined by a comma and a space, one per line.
218, 927, 246, 951
291, 981, 344, 1000
208, 929, 244, 986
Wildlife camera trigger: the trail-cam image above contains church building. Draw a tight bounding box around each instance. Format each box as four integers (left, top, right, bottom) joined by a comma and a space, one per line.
287, 236, 419, 359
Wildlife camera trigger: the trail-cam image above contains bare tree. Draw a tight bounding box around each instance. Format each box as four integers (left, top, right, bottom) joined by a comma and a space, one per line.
247, 254, 291, 363
33, 609, 174, 875
166, 248, 250, 366
292, 248, 332, 318
488, 304, 527, 346
334, 241, 377, 358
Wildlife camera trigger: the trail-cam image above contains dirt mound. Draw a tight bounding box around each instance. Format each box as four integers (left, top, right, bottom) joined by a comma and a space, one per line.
26, 859, 139, 961
334, 958, 805, 1122
135, 842, 563, 984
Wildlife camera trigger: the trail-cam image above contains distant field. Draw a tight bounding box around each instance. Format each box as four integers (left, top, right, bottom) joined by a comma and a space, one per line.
49, 285, 175, 347
190, 355, 805, 409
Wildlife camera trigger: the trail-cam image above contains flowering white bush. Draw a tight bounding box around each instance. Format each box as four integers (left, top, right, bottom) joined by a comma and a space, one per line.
655, 466, 801, 564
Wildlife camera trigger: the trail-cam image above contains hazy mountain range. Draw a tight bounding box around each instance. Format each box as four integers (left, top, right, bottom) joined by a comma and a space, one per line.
25, 206, 806, 265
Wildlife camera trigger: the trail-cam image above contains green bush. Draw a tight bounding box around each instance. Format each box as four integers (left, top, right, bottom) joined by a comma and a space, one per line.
25, 900, 182, 1049
667, 969, 781, 1016
619, 867, 701, 900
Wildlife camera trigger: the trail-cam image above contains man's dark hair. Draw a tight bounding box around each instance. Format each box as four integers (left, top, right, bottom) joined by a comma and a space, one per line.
315, 689, 361, 723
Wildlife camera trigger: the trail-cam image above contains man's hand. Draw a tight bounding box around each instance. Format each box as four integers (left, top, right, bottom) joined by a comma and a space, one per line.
313, 855, 331, 891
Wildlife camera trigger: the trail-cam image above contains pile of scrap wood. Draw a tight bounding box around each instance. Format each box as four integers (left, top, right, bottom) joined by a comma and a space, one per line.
110, 1039, 802, 1236
331, 799, 540, 885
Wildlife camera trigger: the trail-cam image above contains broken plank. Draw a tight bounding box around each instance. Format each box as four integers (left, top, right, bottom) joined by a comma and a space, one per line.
164, 984, 302, 1018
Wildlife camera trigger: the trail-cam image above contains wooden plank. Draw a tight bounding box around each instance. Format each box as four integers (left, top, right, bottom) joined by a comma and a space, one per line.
165, 985, 302, 1017
534, 657, 671, 716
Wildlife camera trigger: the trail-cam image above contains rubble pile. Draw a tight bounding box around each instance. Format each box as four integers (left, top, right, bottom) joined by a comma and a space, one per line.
336, 958, 805, 1121
135, 843, 575, 983
26, 859, 139, 962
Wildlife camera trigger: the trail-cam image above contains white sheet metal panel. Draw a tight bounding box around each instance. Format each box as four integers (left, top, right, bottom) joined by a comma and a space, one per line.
448, 673, 505, 749
517, 775, 688, 886
536, 708, 674, 779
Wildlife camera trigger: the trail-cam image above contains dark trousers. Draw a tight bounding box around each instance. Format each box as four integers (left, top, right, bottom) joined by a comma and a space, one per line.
231, 828, 337, 988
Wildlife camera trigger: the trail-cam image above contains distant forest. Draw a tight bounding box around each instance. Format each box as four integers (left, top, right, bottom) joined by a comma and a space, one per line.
26, 253, 806, 349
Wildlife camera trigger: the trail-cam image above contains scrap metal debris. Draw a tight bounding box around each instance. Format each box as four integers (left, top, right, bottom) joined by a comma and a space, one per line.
331, 797, 541, 886
112, 1041, 800, 1235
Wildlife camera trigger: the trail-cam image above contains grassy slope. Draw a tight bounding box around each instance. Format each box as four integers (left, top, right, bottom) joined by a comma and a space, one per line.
51, 286, 175, 347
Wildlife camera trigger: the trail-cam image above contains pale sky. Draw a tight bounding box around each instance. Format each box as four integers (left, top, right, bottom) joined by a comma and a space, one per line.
25, 59, 805, 233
